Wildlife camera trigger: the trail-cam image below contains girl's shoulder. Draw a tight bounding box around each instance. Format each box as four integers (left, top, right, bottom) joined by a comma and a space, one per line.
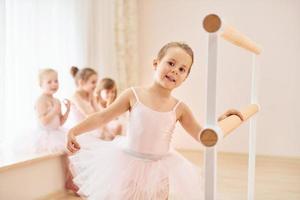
72, 92, 86, 103
130, 86, 143, 92
171, 98, 189, 117
117, 87, 140, 109
130, 86, 150, 97
73, 91, 81, 98
121, 86, 140, 97
35, 95, 50, 105
53, 97, 61, 104
126, 86, 146, 101
69, 93, 77, 102
35, 95, 51, 111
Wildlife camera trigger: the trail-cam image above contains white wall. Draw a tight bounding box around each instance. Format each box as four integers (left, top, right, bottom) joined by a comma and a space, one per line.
137, 0, 300, 157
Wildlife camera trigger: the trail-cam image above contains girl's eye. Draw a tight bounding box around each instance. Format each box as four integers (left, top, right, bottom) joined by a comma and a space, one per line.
179, 67, 186, 73
168, 61, 175, 67
54, 80, 58, 83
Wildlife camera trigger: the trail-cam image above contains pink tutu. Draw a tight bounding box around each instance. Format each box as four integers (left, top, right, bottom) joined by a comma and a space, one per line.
13, 115, 67, 155
69, 88, 203, 199
34, 127, 67, 153
70, 137, 202, 200
33, 115, 67, 153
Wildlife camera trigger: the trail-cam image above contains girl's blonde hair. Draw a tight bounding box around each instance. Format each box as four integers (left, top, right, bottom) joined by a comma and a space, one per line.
157, 42, 194, 75
70, 66, 97, 86
38, 68, 57, 86
95, 78, 117, 101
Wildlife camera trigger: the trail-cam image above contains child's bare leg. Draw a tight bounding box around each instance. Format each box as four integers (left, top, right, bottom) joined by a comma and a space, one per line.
62, 154, 80, 195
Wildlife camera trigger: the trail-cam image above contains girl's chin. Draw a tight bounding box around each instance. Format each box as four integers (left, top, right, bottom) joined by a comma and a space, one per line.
160, 82, 176, 90
164, 80, 177, 86
44, 92, 55, 95
84, 89, 94, 93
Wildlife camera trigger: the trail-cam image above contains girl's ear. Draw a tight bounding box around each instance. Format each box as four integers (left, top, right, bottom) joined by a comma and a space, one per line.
153, 59, 158, 70
78, 79, 83, 87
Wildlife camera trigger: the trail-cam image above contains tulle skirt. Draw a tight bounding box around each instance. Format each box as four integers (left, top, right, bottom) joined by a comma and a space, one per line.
69, 137, 203, 200
34, 128, 67, 153
36, 127, 104, 153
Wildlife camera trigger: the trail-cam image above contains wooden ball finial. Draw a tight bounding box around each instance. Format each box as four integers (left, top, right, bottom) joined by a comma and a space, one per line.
203, 14, 222, 33
200, 128, 218, 147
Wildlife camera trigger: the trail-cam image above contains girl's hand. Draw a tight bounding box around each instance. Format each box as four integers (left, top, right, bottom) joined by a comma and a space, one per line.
63, 99, 71, 111
67, 131, 81, 153
218, 109, 244, 122
107, 93, 116, 106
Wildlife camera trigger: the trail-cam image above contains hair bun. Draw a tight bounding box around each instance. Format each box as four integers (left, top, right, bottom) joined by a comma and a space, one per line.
70, 66, 79, 78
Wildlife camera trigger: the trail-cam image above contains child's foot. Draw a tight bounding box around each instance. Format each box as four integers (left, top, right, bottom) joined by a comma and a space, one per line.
65, 181, 80, 196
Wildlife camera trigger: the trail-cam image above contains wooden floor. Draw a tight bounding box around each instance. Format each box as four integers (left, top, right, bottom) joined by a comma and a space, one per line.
55, 150, 300, 200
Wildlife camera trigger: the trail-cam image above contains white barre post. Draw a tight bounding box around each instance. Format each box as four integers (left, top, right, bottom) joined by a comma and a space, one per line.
204, 32, 218, 200
247, 54, 259, 200
202, 13, 262, 200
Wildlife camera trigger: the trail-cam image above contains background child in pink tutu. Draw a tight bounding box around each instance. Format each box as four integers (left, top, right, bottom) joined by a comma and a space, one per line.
65, 66, 105, 143
66, 67, 101, 127
67, 42, 243, 199
34, 68, 80, 194
94, 77, 124, 141
34, 68, 70, 153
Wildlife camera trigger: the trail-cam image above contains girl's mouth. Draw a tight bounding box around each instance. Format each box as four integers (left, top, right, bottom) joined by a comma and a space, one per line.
165, 75, 176, 83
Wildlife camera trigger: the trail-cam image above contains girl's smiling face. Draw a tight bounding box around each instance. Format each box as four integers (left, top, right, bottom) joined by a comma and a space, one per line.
40, 72, 59, 95
100, 86, 117, 102
80, 74, 98, 93
153, 47, 192, 90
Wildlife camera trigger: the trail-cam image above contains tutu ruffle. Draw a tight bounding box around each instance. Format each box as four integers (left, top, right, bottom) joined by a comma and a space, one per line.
34, 128, 67, 153
69, 137, 203, 200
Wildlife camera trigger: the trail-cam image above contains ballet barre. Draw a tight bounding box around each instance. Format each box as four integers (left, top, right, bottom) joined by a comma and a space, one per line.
201, 13, 261, 200
200, 104, 259, 147
203, 14, 262, 55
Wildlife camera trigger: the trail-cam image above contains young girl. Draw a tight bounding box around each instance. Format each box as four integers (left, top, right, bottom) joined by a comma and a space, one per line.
67, 66, 100, 125
67, 42, 244, 199
65, 67, 103, 140
63, 67, 103, 194
34, 68, 70, 153
94, 78, 123, 140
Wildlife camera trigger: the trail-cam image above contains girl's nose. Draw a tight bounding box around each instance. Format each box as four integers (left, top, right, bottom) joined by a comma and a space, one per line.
171, 68, 178, 75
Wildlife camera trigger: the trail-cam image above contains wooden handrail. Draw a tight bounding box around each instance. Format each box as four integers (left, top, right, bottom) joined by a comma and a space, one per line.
200, 104, 259, 147
203, 14, 262, 55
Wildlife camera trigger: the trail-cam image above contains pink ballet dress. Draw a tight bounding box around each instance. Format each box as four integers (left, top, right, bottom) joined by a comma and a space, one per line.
69, 88, 203, 200
35, 108, 67, 153
64, 102, 86, 129
64, 102, 103, 145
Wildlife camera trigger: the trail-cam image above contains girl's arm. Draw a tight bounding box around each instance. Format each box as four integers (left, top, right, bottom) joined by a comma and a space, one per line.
91, 95, 102, 112
178, 103, 244, 143
36, 98, 59, 126
60, 99, 71, 125
67, 89, 132, 152
178, 103, 203, 142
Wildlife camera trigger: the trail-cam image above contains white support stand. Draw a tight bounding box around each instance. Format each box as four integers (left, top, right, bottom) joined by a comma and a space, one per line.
247, 54, 259, 200
202, 13, 261, 200
204, 33, 218, 200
